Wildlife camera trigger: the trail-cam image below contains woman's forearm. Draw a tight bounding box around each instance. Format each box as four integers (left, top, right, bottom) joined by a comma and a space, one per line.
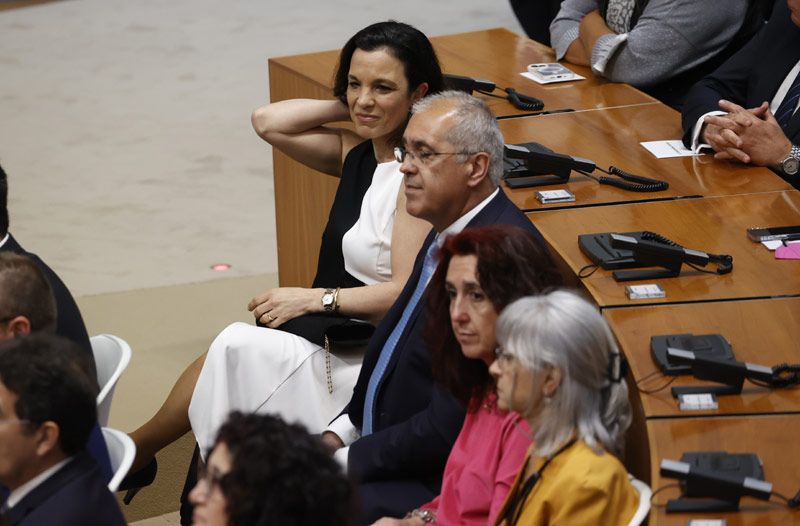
578, 10, 613, 59
251, 98, 355, 176
251, 98, 349, 138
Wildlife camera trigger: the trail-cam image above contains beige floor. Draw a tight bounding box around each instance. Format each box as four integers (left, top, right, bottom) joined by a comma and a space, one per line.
1, 0, 523, 523
131, 512, 181, 526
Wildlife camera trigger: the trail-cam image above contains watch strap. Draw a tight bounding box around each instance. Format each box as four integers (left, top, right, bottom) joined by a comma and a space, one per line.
781, 144, 800, 176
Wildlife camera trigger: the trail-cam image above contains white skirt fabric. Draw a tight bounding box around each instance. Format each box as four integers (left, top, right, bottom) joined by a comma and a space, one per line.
188, 321, 364, 458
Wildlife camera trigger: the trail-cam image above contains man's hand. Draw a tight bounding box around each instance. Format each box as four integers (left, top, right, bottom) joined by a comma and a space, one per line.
703, 100, 793, 166
247, 287, 321, 328
320, 431, 345, 454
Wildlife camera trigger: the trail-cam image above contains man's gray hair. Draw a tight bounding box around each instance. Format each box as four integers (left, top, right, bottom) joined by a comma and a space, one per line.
496, 290, 632, 458
411, 90, 504, 185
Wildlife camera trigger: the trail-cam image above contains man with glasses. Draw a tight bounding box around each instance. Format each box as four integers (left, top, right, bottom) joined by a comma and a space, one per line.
0, 334, 125, 525
322, 90, 546, 523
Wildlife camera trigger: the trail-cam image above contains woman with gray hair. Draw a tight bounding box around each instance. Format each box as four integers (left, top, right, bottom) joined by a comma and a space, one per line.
489, 290, 639, 525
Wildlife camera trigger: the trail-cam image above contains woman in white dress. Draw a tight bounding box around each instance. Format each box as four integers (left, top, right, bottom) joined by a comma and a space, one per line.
126, 21, 445, 476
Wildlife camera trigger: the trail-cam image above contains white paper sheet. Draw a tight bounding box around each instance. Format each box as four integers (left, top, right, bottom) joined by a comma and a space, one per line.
640, 140, 700, 158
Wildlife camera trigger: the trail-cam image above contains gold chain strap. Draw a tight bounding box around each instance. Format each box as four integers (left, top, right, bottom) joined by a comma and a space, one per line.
324, 334, 333, 395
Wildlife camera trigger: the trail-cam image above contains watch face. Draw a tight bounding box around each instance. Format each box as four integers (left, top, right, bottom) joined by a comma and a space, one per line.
322, 291, 334, 309
784, 157, 800, 175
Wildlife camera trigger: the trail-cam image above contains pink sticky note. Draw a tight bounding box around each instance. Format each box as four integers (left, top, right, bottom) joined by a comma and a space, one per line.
775, 243, 800, 260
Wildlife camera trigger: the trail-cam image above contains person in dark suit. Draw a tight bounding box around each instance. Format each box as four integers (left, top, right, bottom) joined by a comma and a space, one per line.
321, 90, 552, 523
0, 165, 111, 482
0, 164, 93, 370
681, 0, 800, 188
0, 334, 125, 526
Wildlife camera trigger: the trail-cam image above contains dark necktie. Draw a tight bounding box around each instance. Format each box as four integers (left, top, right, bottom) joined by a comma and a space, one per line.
775, 68, 800, 129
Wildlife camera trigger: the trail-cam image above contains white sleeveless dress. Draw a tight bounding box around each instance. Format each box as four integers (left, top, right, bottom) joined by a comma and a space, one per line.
188, 160, 402, 457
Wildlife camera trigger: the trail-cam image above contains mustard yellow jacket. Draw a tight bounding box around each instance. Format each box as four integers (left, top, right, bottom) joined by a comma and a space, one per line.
494, 440, 639, 526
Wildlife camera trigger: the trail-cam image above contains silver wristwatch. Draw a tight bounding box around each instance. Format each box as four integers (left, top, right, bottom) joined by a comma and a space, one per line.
409, 508, 436, 523
321, 288, 336, 312
780, 144, 800, 176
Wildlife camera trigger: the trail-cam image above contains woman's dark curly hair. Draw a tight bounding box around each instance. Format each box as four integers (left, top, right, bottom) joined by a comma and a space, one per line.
212, 412, 354, 526
426, 225, 563, 409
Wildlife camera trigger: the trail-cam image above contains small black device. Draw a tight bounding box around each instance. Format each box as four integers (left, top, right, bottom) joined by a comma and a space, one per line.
504, 142, 595, 187
746, 225, 800, 242
650, 333, 734, 375
660, 452, 770, 513
666, 347, 774, 397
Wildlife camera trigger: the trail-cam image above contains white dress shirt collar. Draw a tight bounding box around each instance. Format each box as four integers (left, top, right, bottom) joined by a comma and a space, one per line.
435, 188, 499, 248
5, 457, 73, 510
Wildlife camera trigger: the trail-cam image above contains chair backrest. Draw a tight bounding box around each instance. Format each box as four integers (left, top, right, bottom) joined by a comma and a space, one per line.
627, 475, 652, 526
102, 427, 136, 492
91, 334, 132, 426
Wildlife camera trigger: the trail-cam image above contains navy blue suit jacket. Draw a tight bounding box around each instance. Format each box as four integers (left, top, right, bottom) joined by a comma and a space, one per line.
0, 453, 125, 526
344, 189, 542, 487
1, 234, 93, 368
0, 234, 111, 481
681, 0, 800, 187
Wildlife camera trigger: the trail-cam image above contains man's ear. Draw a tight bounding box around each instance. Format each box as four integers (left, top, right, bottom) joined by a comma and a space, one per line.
465, 151, 491, 188
34, 421, 62, 458
6, 316, 31, 338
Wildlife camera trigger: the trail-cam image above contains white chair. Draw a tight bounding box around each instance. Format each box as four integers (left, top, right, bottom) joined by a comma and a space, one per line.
91, 334, 132, 426
102, 427, 136, 492
627, 475, 652, 526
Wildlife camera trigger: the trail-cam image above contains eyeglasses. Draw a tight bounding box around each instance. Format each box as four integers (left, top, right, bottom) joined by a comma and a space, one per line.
394, 146, 480, 165
195, 464, 228, 499
494, 346, 516, 366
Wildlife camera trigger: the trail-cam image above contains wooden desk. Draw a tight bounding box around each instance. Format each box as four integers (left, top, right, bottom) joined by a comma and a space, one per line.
529, 191, 800, 307
268, 28, 656, 286
605, 298, 800, 419
499, 104, 791, 211
642, 415, 800, 525
269, 28, 656, 118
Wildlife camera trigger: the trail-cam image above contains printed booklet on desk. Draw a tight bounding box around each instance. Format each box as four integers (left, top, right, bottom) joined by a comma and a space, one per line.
522, 63, 584, 84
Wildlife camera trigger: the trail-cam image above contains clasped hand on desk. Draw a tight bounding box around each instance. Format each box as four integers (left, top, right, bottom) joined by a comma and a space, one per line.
703, 99, 793, 167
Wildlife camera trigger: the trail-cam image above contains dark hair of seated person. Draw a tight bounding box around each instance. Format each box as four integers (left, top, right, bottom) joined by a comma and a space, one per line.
212, 412, 355, 526
0, 333, 97, 455
426, 225, 563, 407
0, 252, 57, 333
332, 20, 445, 109
0, 162, 8, 236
